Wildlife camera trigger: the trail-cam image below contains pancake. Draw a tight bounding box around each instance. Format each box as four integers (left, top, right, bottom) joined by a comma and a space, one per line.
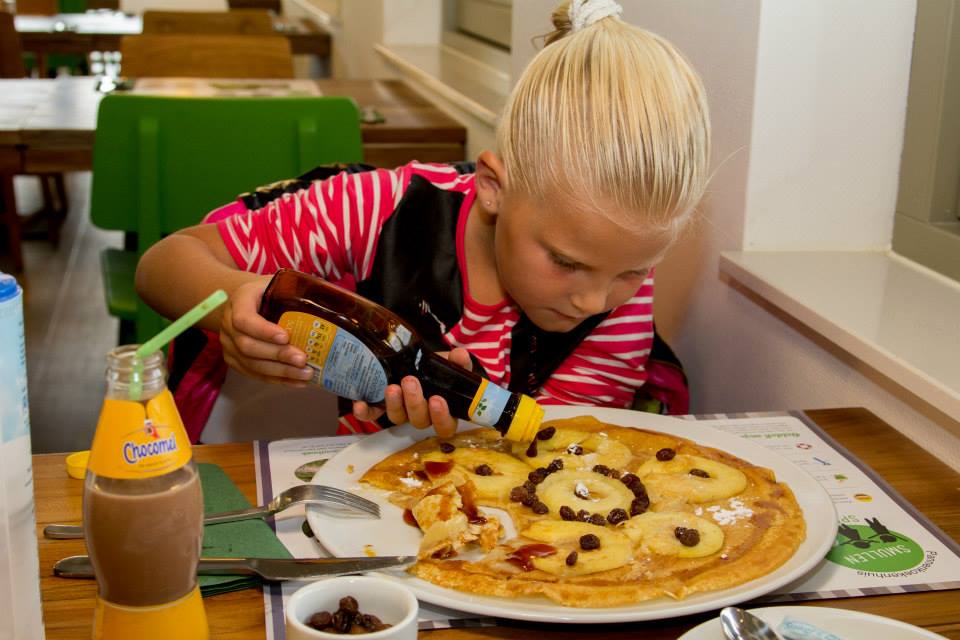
361, 415, 805, 608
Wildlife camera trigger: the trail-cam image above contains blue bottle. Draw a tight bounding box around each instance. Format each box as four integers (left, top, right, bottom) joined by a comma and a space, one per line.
0, 272, 45, 639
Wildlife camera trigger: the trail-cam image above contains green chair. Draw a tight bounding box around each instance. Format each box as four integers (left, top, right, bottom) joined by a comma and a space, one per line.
90, 94, 363, 344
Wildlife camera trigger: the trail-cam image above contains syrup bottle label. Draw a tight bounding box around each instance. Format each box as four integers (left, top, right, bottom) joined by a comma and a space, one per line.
467, 379, 510, 428
278, 311, 388, 403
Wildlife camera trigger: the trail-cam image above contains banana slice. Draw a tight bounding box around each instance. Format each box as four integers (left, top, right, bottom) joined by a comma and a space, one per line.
522, 520, 633, 576
422, 449, 529, 502
511, 429, 633, 471
636, 454, 747, 502
622, 511, 724, 558
536, 469, 634, 517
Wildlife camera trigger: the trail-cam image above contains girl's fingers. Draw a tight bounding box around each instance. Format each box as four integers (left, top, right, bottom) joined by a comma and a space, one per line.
353, 401, 385, 422
231, 332, 305, 367
448, 347, 472, 371
428, 396, 458, 438
400, 376, 430, 428
221, 333, 313, 383
383, 385, 409, 425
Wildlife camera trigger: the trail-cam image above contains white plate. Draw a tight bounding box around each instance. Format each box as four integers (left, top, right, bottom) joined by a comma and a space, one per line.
307, 406, 837, 624
679, 605, 948, 639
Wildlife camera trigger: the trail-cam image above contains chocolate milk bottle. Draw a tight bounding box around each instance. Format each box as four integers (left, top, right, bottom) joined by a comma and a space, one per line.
82, 346, 208, 639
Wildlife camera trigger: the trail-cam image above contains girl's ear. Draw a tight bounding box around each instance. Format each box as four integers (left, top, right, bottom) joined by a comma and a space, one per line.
475, 151, 506, 213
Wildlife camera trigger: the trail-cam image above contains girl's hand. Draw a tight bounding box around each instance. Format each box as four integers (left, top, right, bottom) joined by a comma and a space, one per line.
352, 347, 473, 438
219, 276, 314, 387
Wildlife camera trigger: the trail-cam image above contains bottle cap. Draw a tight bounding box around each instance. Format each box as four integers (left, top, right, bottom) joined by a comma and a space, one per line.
503, 395, 544, 442
0, 272, 20, 303
66, 450, 90, 480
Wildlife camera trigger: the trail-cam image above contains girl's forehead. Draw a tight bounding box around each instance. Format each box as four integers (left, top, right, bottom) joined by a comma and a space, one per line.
523, 197, 674, 267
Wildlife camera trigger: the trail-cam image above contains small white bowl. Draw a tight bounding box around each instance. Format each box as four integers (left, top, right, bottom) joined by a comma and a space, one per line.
285, 576, 419, 640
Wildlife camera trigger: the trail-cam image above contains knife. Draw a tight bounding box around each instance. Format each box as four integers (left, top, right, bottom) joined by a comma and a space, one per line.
54, 555, 417, 581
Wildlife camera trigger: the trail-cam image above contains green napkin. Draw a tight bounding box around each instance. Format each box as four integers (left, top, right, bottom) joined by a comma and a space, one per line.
197, 463, 292, 596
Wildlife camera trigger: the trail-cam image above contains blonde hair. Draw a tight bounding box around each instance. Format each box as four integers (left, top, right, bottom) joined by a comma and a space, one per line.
496, 1, 711, 237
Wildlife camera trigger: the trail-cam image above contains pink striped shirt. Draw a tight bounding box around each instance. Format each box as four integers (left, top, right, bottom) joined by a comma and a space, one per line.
215, 162, 654, 409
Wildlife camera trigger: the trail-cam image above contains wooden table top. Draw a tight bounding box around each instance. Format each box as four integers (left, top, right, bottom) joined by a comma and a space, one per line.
0, 76, 467, 169
14, 12, 330, 57
33, 408, 960, 639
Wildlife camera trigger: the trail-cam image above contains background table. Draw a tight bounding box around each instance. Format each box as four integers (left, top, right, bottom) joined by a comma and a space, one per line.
0, 76, 468, 171
14, 12, 330, 74
33, 408, 960, 639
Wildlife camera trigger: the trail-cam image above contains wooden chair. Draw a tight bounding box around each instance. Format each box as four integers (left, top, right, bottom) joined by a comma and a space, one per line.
120, 34, 294, 79
0, 12, 68, 272
142, 9, 274, 36
15, 0, 59, 14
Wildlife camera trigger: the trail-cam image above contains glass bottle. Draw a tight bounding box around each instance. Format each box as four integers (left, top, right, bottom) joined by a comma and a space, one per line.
259, 269, 543, 442
82, 346, 208, 640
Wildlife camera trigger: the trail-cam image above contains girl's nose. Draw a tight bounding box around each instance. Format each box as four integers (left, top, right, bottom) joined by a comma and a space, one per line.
570, 287, 608, 317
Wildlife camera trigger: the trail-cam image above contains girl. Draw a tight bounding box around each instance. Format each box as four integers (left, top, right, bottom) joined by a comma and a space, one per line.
135, 0, 710, 443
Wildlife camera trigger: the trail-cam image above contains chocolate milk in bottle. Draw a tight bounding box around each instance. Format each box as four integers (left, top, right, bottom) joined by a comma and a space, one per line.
82, 346, 207, 639
259, 269, 544, 442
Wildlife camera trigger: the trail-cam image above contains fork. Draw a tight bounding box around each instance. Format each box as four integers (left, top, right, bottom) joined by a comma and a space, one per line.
205, 484, 380, 524
44, 484, 379, 539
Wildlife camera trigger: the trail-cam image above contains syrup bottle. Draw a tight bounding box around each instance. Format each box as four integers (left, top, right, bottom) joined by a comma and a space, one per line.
259, 269, 543, 442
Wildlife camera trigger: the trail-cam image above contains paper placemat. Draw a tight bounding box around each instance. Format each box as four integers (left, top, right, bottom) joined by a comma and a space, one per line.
253, 412, 960, 636
683, 412, 960, 602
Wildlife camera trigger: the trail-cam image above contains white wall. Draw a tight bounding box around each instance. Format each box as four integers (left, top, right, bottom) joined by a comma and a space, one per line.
511, 1, 960, 469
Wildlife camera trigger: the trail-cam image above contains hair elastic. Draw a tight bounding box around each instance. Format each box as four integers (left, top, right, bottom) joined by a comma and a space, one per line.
569, 0, 623, 31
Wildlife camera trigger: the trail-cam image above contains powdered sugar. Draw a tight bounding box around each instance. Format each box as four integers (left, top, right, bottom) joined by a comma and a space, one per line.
574, 481, 591, 499
706, 498, 753, 525
400, 475, 424, 488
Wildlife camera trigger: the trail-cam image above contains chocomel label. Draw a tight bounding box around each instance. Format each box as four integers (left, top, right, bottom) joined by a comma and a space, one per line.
87, 389, 192, 479
468, 379, 510, 428
279, 311, 389, 403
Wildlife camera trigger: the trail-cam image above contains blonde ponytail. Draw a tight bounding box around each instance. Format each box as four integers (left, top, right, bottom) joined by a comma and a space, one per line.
499, 1, 710, 237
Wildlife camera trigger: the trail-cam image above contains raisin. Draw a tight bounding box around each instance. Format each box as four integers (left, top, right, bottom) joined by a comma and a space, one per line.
630, 497, 649, 516
607, 508, 628, 525
656, 447, 676, 461
306, 611, 332, 630
620, 472, 639, 487
525, 441, 538, 457
531, 501, 549, 515
675, 526, 701, 547
523, 480, 537, 493
589, 513, 606, 527
577, 509, 591, 522
559, 505, 576, 521
546, 458, 564, 473
592, 464, 611, 476
565, 551, 578, 566
536, 426, 556, 440
607, 468, 621, 480
332, 609, 352, 633
689, 468, 710, 478
528, 468, 548, 484
359, 614, 388, 631
475, 464, 493, 476
579, 533, 601, 550
338, 596, 359, 614
439, 442, 455, 454
629, 481, 648, 498
568, 444, 584, 455
521, 493, 537, 507
509, 487, 527, 502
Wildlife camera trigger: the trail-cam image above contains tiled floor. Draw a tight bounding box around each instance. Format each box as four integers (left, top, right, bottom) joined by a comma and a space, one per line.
2, 172, 121, 454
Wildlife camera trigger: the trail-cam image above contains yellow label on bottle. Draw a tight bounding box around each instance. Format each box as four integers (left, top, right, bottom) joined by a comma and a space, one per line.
87, 389, 192, 479
278, 310, 336, 378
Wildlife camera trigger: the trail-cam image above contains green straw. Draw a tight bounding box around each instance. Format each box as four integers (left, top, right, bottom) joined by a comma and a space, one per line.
129, 289, 228, 401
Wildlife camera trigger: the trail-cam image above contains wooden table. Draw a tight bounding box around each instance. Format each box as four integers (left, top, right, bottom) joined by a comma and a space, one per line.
14, 11, 331, 74
33, 408, 960, 639
0, 76, 468, 171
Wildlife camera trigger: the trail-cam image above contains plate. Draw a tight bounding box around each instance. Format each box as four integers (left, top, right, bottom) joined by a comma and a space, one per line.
679, 605, 947, 639
307, 406, 837, 623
